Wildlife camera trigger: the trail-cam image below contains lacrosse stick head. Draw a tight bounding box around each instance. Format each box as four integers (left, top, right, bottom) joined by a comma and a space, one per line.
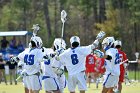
32, 24, 40, 36
61, 10, 67, 23
96, 31, 106, 40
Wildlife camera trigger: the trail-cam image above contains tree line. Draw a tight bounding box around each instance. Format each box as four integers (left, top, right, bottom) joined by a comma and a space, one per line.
0, 0, 140, 60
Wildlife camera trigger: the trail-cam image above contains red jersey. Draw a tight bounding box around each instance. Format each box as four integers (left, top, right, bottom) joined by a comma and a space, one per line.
118, 49, 128, 72
95, 57, 105, 74
85, 54, 96, 73
118, 49, 128, 82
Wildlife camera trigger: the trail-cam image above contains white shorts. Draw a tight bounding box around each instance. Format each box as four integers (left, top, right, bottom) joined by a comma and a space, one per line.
43, 76, 60, 91
26, 75, 42, 90
103, 73, 119, 88
58, 74, 67, 89
68, 71, 87, 92
23, 76, 28, 88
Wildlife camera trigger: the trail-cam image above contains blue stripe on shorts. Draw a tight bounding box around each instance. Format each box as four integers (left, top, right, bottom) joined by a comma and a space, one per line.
103, 73, 111, 86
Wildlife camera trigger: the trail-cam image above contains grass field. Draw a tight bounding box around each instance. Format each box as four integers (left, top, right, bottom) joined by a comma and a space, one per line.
0, 81, 140, 93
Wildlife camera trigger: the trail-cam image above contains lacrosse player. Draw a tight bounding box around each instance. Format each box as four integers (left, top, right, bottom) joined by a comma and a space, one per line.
11, 36, 44, 93
85, 51, 96, 88
51, 38, 67, 93
114, 40, 128, 93
41, 47, 61, 93
100, 37, 120, 93
53, 31, 105, 93
92, 49, 105, 89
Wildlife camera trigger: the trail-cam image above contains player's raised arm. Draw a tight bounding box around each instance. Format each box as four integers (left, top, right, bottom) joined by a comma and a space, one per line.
92, 31, 106, 49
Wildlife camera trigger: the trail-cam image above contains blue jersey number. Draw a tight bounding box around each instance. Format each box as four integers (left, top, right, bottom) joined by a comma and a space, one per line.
24, 54, 35, 65
44, 60, 50, 65
71, 54, 79, 65
115, 53, 120, 65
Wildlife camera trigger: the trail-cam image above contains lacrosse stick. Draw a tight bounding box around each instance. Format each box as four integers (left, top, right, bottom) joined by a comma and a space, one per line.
93, 31, 106, 48
32, 24, 40, 36
60, 10, 67, 47
96, 31, 106, 40
16, 75, 22, 81
16, 69, 26, 81
119, 59, 129, 65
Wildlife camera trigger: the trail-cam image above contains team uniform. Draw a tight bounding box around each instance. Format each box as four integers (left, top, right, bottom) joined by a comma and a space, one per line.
53, 32, 105, 92
95, 57, 105, 74
85, 53, 96, 74
51, 58, 67, 93
103, 48, 120, 88
41, 48, 60, 92
18, 48, 43, 90
55, 45, 94, 92
118, 49, 128, 82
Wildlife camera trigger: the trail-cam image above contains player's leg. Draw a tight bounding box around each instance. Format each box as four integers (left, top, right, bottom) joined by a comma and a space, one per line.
32, 90, 40, 93
102, 74, 116, 93
24, 87, 29, 93
77, 71, 87, 93
23, 76, 29, 93
118, 82, 122, 93
101, 86, 110, 93
29, 89, 33, 93
118, 71, 125, 93
108, 87, 114, 93
30, 75, 42, 93
68, 74, 77, 93
93, 72, 100, 89
87, 72, 91, 88
43, 77, 60, 93
58, 74, 67, 93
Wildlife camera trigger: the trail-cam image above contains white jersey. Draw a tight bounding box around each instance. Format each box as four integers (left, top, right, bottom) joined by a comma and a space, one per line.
41, 48, 57, 78
18, 48, 44, 75
58, 45, 92, 75
105, 48, 120, 76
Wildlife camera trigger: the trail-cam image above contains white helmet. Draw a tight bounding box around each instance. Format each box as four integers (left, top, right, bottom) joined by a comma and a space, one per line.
102, 37, 115, 51
30, 36, 43, 48
53, 38, 66, 50
70, 36, 80, 46
114, 40, 122, 47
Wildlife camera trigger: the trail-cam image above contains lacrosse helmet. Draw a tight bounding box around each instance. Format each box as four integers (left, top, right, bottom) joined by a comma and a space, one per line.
30, 36, 43, 48
53, 38, 66, 50
102, 37, 115, 51
70, 36, 80, 47
114, 40, 122, 47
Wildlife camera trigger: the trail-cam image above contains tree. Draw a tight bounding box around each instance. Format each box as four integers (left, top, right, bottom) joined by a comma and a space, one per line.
43, 0, 52, 41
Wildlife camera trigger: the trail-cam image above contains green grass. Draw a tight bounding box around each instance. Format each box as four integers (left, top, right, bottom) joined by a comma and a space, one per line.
0, 82, 140, 93
0, 71, 140, 93
128, 70, 140, 80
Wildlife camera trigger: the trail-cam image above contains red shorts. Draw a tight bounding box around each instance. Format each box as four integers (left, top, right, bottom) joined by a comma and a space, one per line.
99, 68, 105, 74
86, 67, 95, 73
119, 71, 125, 82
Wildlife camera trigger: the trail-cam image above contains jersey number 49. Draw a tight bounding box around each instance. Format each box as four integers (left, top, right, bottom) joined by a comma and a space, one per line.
24, 54, 35, 65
